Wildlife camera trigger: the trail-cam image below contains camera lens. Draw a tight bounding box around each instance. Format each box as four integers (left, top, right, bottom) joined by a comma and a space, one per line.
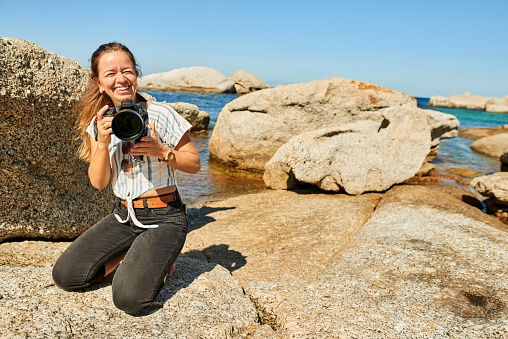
111, 109, 144, 141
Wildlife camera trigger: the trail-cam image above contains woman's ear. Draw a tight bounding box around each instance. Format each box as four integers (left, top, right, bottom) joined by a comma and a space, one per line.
93, 77, 104, 93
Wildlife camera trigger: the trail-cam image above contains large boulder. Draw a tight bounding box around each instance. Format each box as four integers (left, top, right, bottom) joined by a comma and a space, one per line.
209, 78, 428, 172
424, 109, 460, 147
0, 37, 108, 242
229, 70, 270, 94
263, 118, 430, 194
471, 172, 508, 205
138, 66, 236, 94
470, 133, 508, 158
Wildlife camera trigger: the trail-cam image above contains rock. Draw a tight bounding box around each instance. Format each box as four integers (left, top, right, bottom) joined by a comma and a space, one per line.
138, 67, 236, 94
209, 77, 425, 172
424, 109, 460, 147
0, 37, 112, 242
3, 186, 508, 337
448, 167, 480, 177
501, 151, 508, 172
263, 118, 430, 194
0, 241, 263, 338
458, 126, 508, 139
428, 93, 497, 110
184, 189, 380, 286
470, 133, 508, 159
427, 95, 450, 107
229, 70, 270, 94
185, 186, 508, 337
471, 172, 508, 205
190, 111, 211, 132
486, 96, 508, 113
139, 91, 205, 132
416, 162, 436, 176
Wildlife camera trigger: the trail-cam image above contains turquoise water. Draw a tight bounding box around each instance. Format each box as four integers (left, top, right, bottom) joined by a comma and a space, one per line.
416, 97, 507, 178
142, 90, 508, 205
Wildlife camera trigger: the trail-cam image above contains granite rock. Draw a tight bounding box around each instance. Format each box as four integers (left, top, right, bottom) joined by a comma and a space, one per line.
263, 117, 430, 193
209, 78, 426, 172
471, 172, 508, 205
470, 133, 508, 159
229, 70, 270, 94
138, 66, 236, 94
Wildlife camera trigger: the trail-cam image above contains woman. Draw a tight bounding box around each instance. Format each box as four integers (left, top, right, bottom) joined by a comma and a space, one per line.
52, 42, 200, 315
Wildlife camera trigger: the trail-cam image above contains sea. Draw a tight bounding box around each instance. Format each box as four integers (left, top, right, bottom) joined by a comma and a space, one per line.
142, 90, 508, 206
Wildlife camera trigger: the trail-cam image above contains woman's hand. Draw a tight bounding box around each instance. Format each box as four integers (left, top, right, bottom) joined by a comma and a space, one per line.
130, 120, 167, 160
96, 104, 114, 145
130, 120, 201, 174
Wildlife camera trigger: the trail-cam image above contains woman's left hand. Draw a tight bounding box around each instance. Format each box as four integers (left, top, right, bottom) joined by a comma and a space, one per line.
130, 120, 168, 160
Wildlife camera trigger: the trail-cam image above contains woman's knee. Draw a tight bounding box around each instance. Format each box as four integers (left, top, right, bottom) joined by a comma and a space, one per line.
112, 283, 152, 315
52, 252, 105, 291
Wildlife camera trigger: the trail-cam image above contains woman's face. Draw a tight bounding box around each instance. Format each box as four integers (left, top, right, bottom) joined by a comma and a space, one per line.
95, 50, 138, 106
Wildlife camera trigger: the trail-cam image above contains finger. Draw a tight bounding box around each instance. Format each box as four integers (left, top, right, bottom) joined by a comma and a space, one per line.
97, 104, 110, 121
139, 136, 154, 142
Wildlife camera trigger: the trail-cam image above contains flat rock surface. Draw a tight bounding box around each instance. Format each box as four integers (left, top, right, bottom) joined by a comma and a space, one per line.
2, 186, 508, 338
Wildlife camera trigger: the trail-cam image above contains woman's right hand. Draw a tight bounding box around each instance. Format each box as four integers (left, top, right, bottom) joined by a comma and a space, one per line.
96, 104, 113, 145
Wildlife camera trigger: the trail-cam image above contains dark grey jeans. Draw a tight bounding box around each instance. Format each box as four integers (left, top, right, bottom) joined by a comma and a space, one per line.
52, 197, 188, 315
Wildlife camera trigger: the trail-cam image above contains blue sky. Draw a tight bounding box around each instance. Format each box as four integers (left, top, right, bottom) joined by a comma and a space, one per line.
1, 0, 506, 98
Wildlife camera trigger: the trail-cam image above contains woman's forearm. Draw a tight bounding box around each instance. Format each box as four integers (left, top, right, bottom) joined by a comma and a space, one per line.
163, 148, 201, 174
88, 142, 111, 189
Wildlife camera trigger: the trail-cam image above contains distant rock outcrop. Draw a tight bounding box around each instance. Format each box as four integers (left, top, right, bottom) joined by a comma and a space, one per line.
229, 70, 270, 94
138, 66, 236, 94
428, 93, 508, 113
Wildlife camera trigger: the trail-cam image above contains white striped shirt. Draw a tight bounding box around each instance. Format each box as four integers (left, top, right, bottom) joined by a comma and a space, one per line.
86, 102, 192, 228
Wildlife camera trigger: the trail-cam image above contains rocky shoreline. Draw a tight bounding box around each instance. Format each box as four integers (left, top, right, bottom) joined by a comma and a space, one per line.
2, 37, 508, 338
428, 93, 508, 113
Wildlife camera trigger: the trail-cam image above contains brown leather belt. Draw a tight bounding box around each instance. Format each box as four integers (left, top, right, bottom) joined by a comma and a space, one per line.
120, 191, 178, 209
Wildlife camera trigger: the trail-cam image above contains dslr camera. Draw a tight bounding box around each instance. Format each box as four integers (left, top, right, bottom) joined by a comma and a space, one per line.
103, 99, 149, 163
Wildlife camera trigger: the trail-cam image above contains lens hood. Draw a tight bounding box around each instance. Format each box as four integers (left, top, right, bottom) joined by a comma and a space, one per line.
111, 109, 145, 141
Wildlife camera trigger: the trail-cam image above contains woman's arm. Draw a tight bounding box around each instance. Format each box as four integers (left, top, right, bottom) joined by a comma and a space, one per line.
88, 105, 113, 189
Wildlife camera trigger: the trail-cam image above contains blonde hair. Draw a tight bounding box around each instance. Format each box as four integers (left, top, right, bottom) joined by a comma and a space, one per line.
75, 42, 141, 162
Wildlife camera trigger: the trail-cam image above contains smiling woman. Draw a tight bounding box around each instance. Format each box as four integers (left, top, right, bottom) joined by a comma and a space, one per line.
52, 42, 201, 315
94, 50, 139, 106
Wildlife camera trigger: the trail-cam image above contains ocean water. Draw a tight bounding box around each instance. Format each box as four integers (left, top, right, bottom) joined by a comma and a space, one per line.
416, 97, 507, 179
142, 90, 508, 206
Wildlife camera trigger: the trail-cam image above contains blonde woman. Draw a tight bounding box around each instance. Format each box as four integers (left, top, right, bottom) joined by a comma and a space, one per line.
52, 42, 200, 314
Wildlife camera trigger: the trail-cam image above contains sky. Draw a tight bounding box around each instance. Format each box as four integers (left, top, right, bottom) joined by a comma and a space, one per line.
1, 0, 507, 98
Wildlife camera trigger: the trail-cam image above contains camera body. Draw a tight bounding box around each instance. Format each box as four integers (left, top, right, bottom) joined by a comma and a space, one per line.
103, 99, 149, 163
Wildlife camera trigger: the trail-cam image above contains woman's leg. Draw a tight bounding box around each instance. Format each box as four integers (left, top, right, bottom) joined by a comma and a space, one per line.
52, 213, 137, 291
111, 204, 188, 314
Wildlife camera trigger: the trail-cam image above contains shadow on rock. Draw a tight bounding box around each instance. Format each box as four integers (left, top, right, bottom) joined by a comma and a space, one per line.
187, 206, 236, 232
137, 256, 218, 316
183, 244, 247, 273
